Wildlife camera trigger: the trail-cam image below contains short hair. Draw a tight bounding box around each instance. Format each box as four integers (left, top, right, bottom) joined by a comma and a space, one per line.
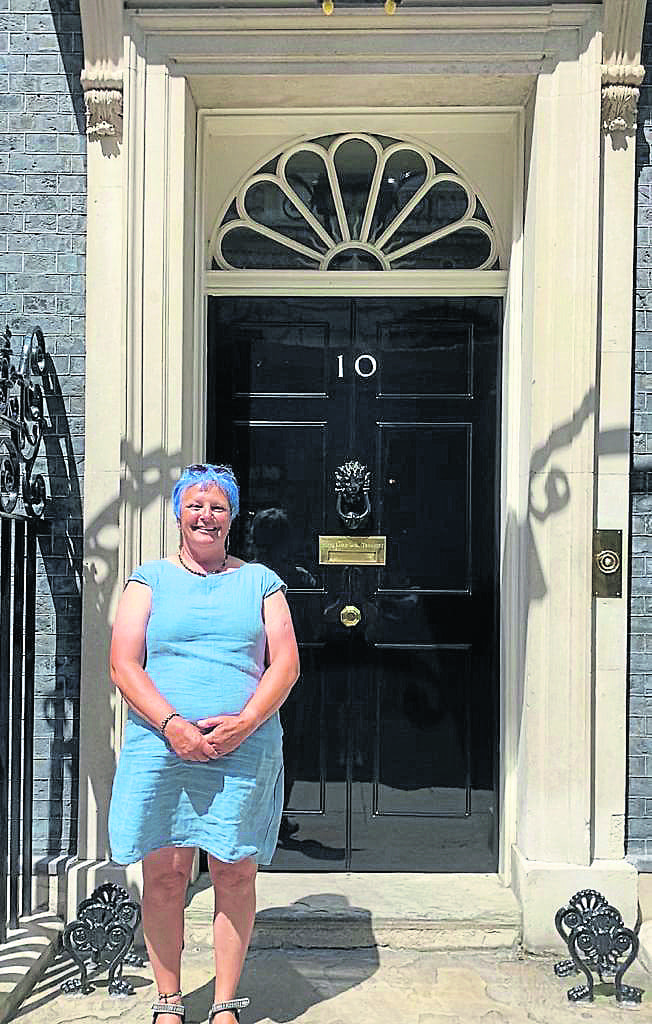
172, 464, 240, 521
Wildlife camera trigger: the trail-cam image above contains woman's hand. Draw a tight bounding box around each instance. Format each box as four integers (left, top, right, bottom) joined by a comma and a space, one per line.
195, 713, 253, 757
164, 716, 221, 762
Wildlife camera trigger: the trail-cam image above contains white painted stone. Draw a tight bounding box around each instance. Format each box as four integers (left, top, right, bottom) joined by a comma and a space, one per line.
512, 846, 638, 952
72, 0, 640, 964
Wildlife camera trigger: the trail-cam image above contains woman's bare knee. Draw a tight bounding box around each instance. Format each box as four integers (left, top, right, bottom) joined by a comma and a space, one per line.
208, 855, 257, 892
143, 847, 195, 903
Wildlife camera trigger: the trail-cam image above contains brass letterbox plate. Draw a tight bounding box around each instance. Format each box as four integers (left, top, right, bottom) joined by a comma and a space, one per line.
319, 536, 387, 566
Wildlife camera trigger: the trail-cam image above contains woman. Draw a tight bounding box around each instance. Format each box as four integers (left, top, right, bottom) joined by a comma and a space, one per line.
108, 464, 300, 1024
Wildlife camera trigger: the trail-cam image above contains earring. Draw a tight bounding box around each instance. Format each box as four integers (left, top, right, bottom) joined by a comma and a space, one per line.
225, 533, 230, 554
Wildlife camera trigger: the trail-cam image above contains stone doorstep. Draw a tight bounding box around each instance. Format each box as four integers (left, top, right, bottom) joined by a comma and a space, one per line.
0, 913, 63, 1024
185, 872, 522, 951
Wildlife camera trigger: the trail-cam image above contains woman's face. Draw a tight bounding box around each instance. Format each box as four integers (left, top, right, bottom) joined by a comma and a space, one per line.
178, 483, 231, 551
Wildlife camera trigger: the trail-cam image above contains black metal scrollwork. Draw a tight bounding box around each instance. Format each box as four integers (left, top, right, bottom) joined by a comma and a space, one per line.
335, 460, 371, 531
0, 325, 47, 517
554, 889, 644, 1004
61, 882, 143, 996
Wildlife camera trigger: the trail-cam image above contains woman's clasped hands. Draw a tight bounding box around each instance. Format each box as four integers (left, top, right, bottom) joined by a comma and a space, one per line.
163, 713, 253, 761
197, 712, 254, 757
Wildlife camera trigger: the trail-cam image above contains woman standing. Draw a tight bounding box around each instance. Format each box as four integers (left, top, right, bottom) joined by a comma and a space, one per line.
108, 464, 300, 1024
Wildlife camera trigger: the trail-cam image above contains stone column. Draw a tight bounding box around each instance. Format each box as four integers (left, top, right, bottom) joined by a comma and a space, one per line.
511, 19, 638, 948
68, 42, 199, 914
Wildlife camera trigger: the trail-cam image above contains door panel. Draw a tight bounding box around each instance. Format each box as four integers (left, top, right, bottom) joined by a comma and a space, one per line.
207, 295, 500, 871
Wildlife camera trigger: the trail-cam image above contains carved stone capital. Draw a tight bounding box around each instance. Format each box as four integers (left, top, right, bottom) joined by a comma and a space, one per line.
82, 80, 123, 140
601, 63, 645, 133
79, 0, 124, 140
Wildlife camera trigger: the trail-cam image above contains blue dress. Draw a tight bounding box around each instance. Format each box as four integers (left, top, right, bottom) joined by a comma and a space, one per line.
108, 560, 286, 865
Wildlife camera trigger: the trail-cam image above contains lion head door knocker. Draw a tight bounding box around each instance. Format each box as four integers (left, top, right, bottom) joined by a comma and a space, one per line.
334, 460, 371, 531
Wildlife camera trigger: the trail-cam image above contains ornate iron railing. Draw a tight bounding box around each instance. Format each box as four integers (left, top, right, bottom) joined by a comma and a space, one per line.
0, 326, 47, 517
0, 512, 37, 944
0, 325, 47, 944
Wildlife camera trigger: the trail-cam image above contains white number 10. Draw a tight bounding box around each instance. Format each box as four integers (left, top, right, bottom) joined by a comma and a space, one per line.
337, 354, 377, 379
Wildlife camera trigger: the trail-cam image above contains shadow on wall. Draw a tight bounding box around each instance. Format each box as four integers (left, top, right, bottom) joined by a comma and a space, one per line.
501, 388, 596, 759
35, 354, 84, 865
48, 0, 87, 137
81, 444, 189, 865
501, 388, 630, 770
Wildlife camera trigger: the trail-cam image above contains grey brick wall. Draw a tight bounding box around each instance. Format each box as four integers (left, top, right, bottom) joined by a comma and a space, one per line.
629, 3, 652, 867
1, 0, 85, 860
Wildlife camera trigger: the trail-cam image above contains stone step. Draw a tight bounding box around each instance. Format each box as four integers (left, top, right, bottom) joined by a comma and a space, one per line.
184, 872, 521, 951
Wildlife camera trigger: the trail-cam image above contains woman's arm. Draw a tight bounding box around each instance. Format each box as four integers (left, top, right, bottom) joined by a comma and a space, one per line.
197, 588, 300, 756
110, 580, 219, 762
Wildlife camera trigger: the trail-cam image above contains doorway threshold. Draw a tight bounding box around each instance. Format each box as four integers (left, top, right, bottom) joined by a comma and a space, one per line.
185, 873, 521, 951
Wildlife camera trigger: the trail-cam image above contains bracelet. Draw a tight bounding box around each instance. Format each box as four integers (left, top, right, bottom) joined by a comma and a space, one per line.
160, 712, 180, 735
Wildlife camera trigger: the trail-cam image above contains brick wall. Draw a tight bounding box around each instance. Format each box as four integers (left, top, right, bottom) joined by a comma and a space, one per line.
629, 3, 652, 869
0, 0, 85, 861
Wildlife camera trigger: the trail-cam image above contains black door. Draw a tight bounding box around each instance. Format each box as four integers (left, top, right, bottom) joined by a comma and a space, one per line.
207, 296, 500, 871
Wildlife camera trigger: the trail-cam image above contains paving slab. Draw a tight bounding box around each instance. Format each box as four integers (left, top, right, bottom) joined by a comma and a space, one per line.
9, 944, 651, 1024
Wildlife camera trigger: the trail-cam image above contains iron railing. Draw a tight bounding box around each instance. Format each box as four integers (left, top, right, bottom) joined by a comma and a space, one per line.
0, 512, 37, 942
0, 325, 47, 943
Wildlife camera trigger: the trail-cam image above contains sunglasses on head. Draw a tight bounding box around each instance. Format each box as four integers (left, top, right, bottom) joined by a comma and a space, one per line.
185, 463, 235, 476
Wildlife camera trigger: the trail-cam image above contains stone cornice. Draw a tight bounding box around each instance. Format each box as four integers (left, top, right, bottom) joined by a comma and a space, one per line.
78, 0, 124, 139
601, 0, 646, 134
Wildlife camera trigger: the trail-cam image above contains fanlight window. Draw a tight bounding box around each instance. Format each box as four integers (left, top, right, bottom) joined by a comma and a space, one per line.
209, 133, 498, 272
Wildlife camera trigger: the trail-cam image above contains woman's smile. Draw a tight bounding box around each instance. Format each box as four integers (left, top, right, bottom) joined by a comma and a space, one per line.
179, 484, 231, 556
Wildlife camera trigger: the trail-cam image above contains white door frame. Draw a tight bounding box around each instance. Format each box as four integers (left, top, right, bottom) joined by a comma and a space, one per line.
74, 5, 639, 950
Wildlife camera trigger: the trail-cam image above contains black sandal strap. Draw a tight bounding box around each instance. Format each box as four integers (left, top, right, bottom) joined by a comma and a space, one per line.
209, 998, 250, 1021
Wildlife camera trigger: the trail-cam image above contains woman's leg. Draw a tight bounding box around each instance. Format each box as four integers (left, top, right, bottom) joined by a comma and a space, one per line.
208, 855, 257, 1022
142, 846, 195, 1022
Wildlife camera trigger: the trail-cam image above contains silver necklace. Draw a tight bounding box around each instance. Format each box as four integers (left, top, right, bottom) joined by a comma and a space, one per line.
178, 549, 227, 576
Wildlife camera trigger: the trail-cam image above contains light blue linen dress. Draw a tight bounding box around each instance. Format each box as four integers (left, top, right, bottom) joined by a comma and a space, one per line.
108, 560, 286, 865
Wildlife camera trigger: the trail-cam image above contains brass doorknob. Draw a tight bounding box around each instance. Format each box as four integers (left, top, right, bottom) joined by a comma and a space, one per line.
340, 604, 362, 628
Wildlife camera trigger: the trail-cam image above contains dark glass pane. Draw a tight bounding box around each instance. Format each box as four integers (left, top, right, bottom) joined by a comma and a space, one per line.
384, 180, 470, 254
284, 149, 340, 242
332, 138, 378, 238
369, 148, 428, 242
391, 228, 493, 270
219, 227, 319, 270
243, 181, 328, 252
329, 248, 384, 271
229, 319, 329, 396
379, 424, 470, 590
222, 198, 238, 223
378, 320, 472, 397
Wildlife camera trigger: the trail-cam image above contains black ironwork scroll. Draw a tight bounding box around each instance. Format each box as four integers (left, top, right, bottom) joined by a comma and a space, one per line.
0, 326, 46, 517
61, 882, 143, 996
554, 889, 643, 1004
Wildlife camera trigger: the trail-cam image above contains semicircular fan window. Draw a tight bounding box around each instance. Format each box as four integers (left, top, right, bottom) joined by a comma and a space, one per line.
209, 133, 499, 272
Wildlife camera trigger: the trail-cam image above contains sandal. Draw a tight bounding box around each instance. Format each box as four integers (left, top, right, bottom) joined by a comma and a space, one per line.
152, 990, 185, 1022
208, 997, 250, 1022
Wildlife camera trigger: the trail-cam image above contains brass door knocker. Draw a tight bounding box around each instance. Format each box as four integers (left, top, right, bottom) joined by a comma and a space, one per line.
335, 460, 371, 531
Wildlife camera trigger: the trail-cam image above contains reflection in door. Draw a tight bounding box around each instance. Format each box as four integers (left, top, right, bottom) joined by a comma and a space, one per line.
207, 296, 500, 871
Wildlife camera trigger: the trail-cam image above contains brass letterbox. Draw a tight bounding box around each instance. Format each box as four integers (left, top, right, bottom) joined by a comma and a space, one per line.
319, 536, 386, 566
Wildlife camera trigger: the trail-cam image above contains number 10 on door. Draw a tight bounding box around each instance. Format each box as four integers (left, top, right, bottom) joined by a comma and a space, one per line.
337, 354, 378, 379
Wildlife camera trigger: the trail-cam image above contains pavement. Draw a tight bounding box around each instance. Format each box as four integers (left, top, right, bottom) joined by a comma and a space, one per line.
7, 943, 652, 1024
4, 873, 652, 1023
